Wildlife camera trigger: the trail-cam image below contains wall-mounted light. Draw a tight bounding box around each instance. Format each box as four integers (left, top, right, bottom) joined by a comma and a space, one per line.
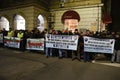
60, 1, 64, 8
48, 13, 55, 23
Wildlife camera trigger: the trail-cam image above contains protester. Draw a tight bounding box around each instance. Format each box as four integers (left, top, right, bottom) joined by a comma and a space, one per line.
72, 29, 80, 61
83, 30, 92, 62
17, 30, 25, 51
1, 27, 119, 63
7, 28, 14, 37
111, 33, 120, 63
45, 29, 53, 58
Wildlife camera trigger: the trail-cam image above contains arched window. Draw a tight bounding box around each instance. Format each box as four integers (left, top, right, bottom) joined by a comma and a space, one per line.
0, 17, 10, 31
37, 15, 45, 32
61, 10, 80, 32
14, 14, 25, 30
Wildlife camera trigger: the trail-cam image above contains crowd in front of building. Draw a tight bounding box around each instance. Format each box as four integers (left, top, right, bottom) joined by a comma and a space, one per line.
0, 27, 120, 63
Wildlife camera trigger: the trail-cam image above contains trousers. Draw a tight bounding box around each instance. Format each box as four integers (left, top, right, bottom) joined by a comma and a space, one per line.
46, 48, 52, 57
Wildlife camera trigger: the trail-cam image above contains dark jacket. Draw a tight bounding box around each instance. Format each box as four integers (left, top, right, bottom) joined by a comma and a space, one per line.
114, 37, 120, 50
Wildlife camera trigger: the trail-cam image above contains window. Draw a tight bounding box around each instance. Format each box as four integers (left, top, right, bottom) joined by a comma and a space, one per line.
37, 15, 44, 32
0, 17, 10, 31
14, 15, 25, 30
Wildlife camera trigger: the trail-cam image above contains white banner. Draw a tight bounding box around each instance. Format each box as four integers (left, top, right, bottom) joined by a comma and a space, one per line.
0, 33, 3, 43
45, 34, 78, 50
26, 38, 44, 51
84, 36, 115, 54
4, 36, 21, 48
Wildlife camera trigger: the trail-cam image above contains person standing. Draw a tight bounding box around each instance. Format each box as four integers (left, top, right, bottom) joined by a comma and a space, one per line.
17, 30, 25, 51
83, 30, 91, 62
111, 33, 120, 63
2, 28, 7, 36
72, 29, 80, 61
45, 29, 53, 58
7, 28, 14, 37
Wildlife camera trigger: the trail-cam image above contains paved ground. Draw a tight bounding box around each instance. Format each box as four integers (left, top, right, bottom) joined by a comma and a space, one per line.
0, 48, 120, 80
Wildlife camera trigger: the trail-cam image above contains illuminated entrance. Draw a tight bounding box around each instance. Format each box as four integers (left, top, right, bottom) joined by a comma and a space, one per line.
37, 15, 44, 32
0, 17, 10, 31
61, 10, 80, 32
14, 15, 25, 30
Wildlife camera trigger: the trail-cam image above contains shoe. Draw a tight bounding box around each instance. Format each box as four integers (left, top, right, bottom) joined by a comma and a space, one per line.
92, 60, 95, 63
46, 56, 48, 58
77, 58, 81, 61
59, 57, 63, 59
72, 58, 76, 61
111, 61, 114, 63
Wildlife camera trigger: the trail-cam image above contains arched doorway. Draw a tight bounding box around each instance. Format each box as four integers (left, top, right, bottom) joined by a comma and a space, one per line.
37, 15, 45, 32
0, 17, 10, 31
61, 10, 80, 32
14, 14, 26, 30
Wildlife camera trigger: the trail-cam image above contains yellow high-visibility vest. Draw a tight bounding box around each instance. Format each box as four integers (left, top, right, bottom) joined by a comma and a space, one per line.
17, 32, 24, 39
7, 31, 14, 37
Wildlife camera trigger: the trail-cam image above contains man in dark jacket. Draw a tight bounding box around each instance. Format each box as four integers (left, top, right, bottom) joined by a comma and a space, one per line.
72, 29, 80, 61
111, 34, 120, 63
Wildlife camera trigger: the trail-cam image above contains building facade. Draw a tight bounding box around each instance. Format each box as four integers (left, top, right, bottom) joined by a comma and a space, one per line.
50, 0, 103, 32
0, 0, 50, 31
0, 0, 111, 32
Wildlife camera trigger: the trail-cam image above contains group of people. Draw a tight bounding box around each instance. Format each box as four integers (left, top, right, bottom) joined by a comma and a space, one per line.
0, 28, 120, 63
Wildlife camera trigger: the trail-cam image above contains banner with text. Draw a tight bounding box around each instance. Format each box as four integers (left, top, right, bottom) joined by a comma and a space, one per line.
84, 36, 115, 54
26, 38, 44, 51
0, 33, 3, 43
4, 36, 21, 48
46, 34, 78, 50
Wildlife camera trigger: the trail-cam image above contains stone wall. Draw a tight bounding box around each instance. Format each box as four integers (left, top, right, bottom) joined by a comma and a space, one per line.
50, 0, 103, 31
0, 6, 34, 30
50, 0, 101, 9
0, 6, 49, 30
33, 7, 50, 30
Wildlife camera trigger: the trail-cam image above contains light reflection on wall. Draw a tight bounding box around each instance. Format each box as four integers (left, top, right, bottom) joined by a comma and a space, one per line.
37, 15, 44, 32
14, 15, 25, 30
64, 19, 78, 32
0, 17, 10, 31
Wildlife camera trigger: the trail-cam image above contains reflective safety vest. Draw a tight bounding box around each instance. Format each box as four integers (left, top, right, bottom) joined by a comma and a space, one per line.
17, 32, 24, 39
7, 31, 14, 37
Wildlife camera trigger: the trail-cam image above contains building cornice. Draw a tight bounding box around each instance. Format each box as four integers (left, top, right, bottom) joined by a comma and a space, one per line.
50, 3, 104, 12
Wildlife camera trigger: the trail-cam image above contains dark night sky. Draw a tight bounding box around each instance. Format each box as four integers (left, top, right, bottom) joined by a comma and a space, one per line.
111, 0, 120, 31
0, 0, 120, 31
111, 1, 120, 16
